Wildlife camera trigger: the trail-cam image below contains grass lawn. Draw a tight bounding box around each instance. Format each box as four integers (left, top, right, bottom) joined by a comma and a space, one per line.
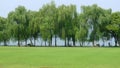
0, 47, 120, 68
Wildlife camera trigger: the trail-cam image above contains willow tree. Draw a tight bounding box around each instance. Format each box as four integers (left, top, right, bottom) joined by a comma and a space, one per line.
70, 5, 78, 46
22, 10, 31, 45
0, 17, 10, 46
28, 11, 40, 46
81, 4, 110, 46
58, 5, 71, 46
75, 13, 88, 46
98, 9, 112, 46
8, 6, 27, 46
57, 5, 77, 46
39, 1, 56, 46
0, 17, 6, 45
106, 12, 120, 47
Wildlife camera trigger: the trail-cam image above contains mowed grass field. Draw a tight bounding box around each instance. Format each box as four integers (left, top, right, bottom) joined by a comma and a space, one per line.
0, 47, 120, 68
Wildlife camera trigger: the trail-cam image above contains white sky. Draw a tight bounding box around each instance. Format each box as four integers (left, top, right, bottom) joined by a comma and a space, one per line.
0, 0, 120, 18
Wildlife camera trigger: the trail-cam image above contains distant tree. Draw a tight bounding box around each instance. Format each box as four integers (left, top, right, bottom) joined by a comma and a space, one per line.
106, 12, 120, 47
39, 1, 57, 46
75, 14, 88, 46
28, 11, 40, 46
98, 9, 112, 46
81, 4, 111, 46
2, 2, 120, 47
57, 5, 78, 47
8, 6, 27, 47
0, 17, 10, 46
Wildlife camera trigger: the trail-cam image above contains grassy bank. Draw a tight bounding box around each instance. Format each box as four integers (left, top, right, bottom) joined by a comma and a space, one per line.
0, 47, 120, 68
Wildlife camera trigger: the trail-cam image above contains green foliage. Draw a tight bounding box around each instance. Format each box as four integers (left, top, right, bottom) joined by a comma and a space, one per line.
81, 4, 113, 46
0, 1, 120, 47
75, 13, 88, 46
106, 12, 120, 46
106, 12, 120, 31
38, 1, 56, 46
7, 6, 27, 46
0, 17, 10, 45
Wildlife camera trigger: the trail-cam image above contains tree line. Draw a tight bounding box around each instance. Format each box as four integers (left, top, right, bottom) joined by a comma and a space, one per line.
0, 1, 120, 47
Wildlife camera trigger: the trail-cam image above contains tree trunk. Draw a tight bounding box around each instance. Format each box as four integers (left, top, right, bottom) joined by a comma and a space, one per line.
55, 35, 57, 47
72, 35, 76, 46
25, 39, 27, 46
67, 38, 69, 47
4, 40, 7, 46
17, 33, 20, 47
79, 41, 82, 47
45, 41, 47, 47
82, 40, 84, 47
102, 38, 105, 47
20, 41, 22, 46
48, 40, 50, 47
30, 38, 33, 46
113, 33, 118, 47
34, 38, 36, 47
48, 35, 52, 47
50, 34, 52, 46
92, 41, 95, 47
41, 39, 43, 47
80, 42, 81, 47
115, 38, 118, 47
18, 39, 20, 47
18, 25, 20, 47
118, 38, 120, 47
65, 37, 67, 47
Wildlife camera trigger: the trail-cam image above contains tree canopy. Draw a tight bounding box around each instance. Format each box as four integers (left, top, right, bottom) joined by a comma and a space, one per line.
0, 1, 120, 47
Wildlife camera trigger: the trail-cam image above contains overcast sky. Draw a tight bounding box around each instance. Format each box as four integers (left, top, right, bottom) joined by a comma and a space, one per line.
0, 0, 120, 18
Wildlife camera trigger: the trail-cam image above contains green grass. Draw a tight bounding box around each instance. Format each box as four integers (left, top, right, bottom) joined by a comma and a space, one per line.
0, 47, 120, 68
